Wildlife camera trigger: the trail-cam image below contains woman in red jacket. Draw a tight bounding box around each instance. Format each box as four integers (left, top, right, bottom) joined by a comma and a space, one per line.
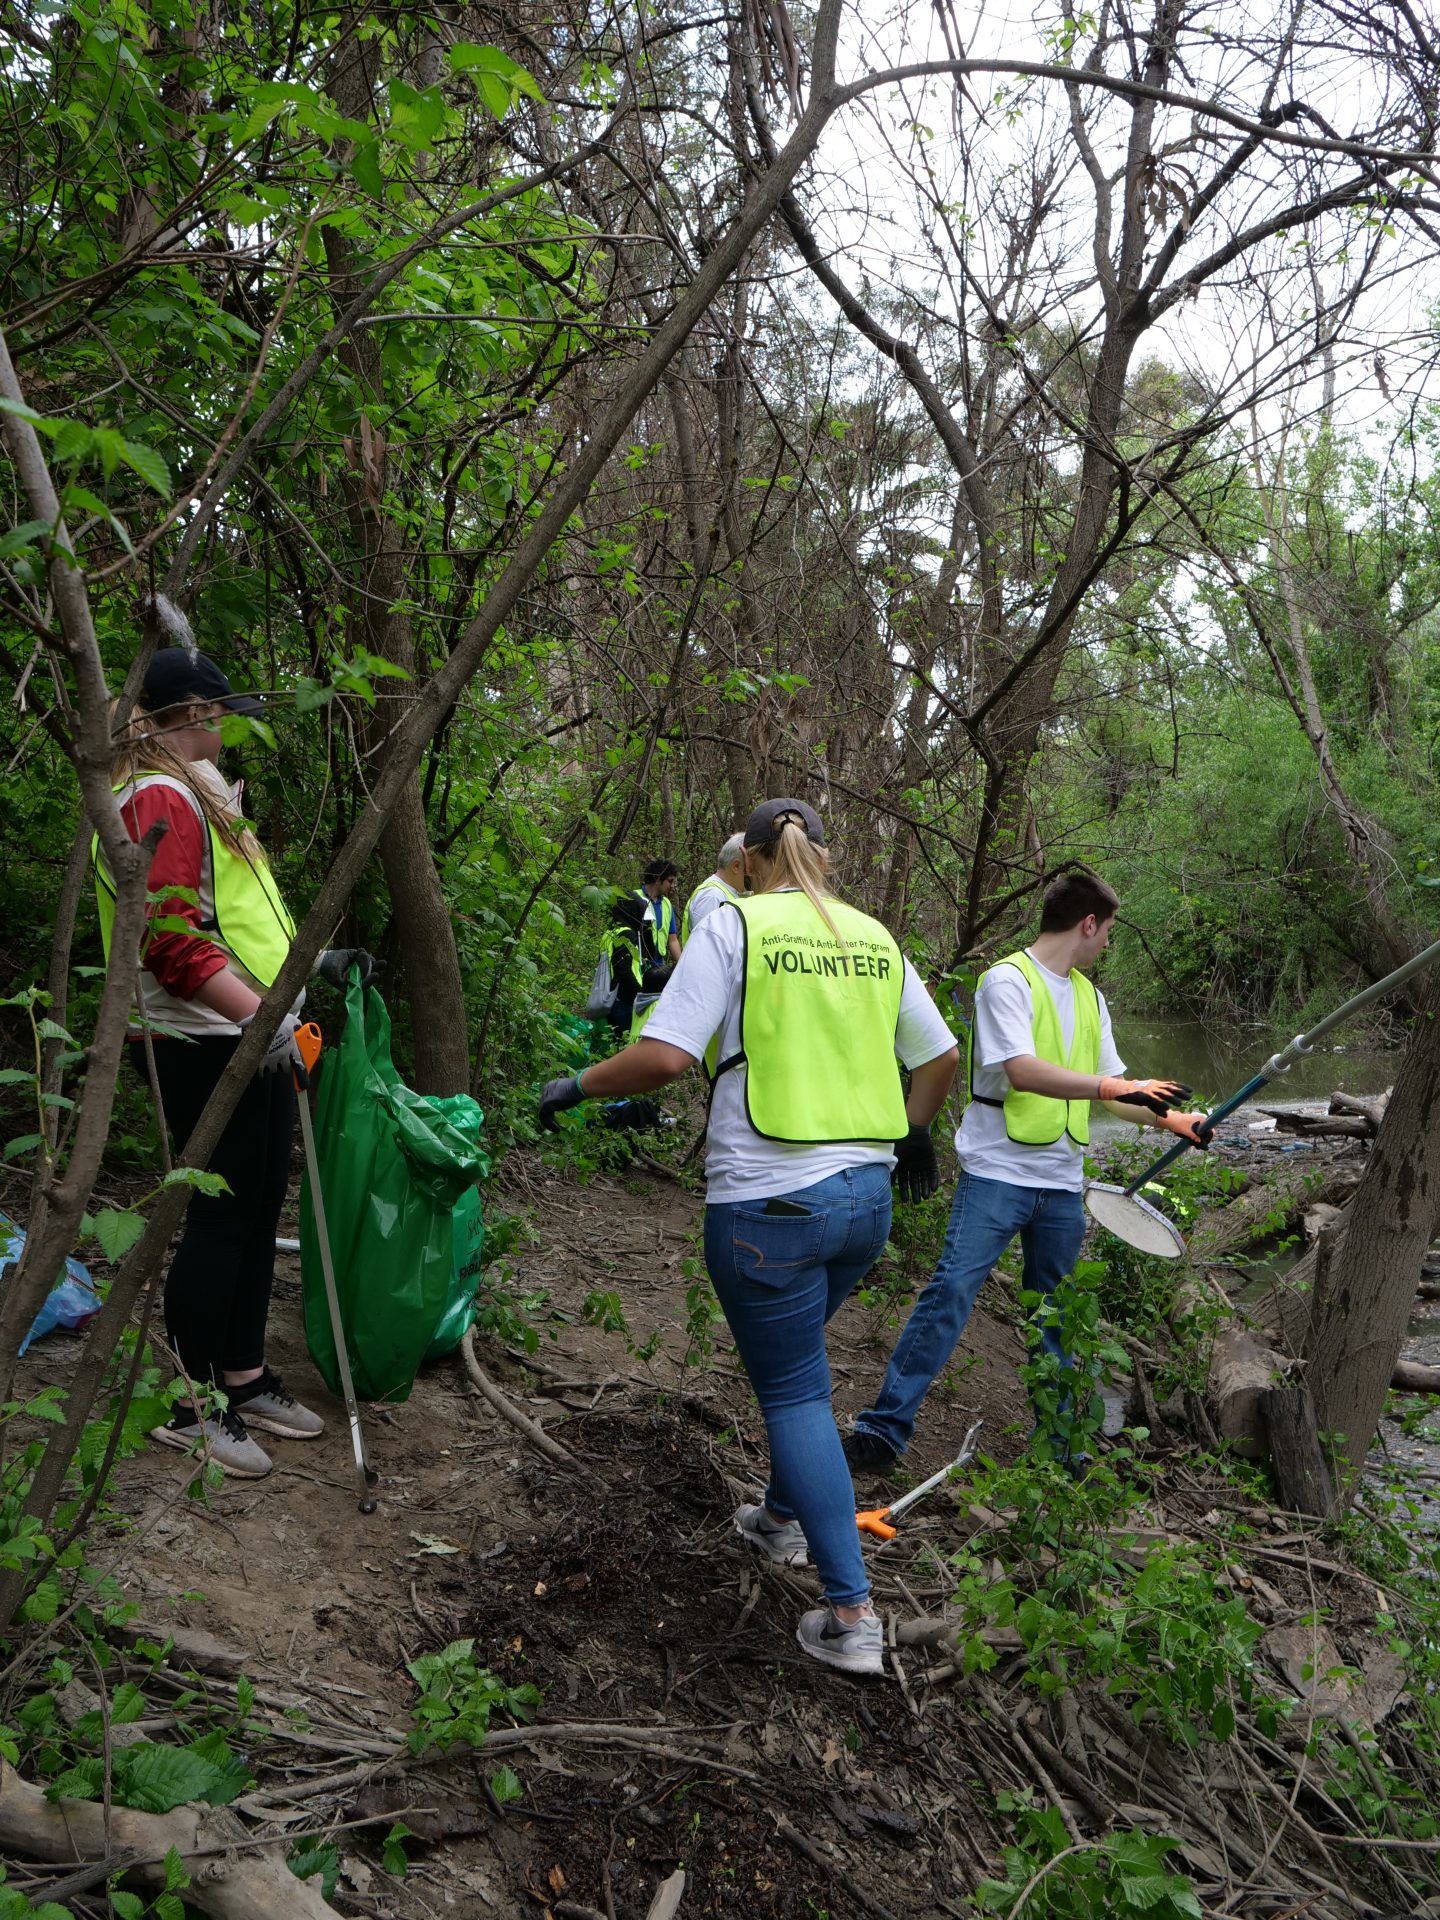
96, 647, 367, 1478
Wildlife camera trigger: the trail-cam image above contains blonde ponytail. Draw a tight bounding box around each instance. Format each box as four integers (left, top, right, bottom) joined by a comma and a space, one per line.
750, 820, 845, 943
109, 702, 263, 864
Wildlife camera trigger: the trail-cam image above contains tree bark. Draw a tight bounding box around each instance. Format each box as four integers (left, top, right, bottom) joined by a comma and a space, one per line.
1261, 1383, 1334, 1516
1304, 985, 1440, 1497
323, 16, 469, 1095
0, 1763, 334, 1918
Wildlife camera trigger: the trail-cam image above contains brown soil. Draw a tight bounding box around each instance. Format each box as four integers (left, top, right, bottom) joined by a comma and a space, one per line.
16, 1148, 1035, 1919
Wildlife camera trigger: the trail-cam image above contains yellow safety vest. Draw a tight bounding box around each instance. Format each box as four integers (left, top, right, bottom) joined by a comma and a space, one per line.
93, 775, 296, 989
726, 893, 907, 1144
634, 888, 677, 958
681, 874, 737, 945
967, 950, 1100, 1146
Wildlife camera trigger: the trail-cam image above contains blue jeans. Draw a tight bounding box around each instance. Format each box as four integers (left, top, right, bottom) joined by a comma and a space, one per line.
705, 1164, 892, 1607
855, 1170, 1087, 1458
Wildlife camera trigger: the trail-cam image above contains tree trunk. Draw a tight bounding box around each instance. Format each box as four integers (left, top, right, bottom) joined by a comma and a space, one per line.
323, 19, 469, 1094
1305, 983, 1440, 1497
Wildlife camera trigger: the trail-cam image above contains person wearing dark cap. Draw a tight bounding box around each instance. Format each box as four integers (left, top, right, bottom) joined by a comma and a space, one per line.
94, 647, 376, 1479
537, 799, 958, 1677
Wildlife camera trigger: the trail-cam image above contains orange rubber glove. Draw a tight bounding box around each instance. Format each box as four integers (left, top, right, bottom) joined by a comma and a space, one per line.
1156, 1109, 1212, 1148
1097, 1076, 1191, 1117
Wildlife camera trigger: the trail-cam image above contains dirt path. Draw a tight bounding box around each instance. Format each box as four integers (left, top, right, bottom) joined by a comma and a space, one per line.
16, 1151, 1037, 1918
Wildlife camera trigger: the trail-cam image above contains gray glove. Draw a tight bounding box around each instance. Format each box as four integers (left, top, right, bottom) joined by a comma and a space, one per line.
539, 1074, 587, 1131
316, 947, 382, 989
246, 1010, 303, 1076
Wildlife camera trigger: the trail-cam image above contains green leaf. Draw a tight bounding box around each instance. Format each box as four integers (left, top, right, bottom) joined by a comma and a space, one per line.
120, 438, 172, 498
381, 1820, 414, 1876
288, 1840, 340, 1899
489, 1763, 524, 1804
388, 79, 445, 149
2, 1134, 44, 1161
349, 138, 384, 197
0, 519, 50, 560
110, 1890, 145, 1919
0, 1070, 36, 1085
91, 1209, 145, 1262
448, 43, 545, 101
159, 1167, 231, 1196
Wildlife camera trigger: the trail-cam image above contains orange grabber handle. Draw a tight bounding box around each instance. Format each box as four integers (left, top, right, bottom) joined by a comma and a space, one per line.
293, 1020, 323, 1091
856, 1506, 898, 1542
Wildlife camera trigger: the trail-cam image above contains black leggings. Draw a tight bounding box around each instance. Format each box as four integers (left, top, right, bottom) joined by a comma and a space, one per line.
134, 1036, 294, 1387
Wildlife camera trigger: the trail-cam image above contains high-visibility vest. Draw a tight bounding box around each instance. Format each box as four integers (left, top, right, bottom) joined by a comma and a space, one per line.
724, 892, 907, 1144
634, 888, 677, 959
93, 774, 296, 989
681, 874, 738, 945
966, 950, 1100, 1146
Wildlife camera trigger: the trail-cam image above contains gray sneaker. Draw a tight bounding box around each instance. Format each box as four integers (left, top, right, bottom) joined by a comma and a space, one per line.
735, 1502, 809, 1566
232, 1370, 324, 1440
796, 1605, 884, 1676
149, 1409, 272, 1479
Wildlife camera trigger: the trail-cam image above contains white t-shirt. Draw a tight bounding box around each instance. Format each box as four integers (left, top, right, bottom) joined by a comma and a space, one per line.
644, 894, 957, 1203
684, 877, 735, 937
956, 953, 1124, 1192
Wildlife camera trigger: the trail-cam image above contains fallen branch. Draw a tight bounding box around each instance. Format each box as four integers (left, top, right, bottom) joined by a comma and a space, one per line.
461, 1331, 579, 1469
0, 1763, 334, 1918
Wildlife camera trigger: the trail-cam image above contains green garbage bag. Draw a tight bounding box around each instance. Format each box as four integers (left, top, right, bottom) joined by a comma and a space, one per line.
300, 976, 489, 1403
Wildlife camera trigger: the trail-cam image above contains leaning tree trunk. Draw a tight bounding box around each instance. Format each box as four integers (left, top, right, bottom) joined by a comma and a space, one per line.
322, 17, 470, 1095
1305, 980, 1440, 1499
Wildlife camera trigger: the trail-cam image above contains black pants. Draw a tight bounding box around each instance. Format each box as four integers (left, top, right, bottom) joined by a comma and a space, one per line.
134, 1036, 294, 1387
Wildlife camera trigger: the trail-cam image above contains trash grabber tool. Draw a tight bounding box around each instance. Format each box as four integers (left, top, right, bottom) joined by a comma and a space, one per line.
293, 1022, 378, 1514
857, 1419, 984, 1541
1084, 926, 1440, 1259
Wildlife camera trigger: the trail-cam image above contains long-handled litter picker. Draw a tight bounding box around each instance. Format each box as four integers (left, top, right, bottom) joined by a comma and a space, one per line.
1085, 929, 1440, 1259
293, 1023, 379, 1514
856, 1419, 984, 1541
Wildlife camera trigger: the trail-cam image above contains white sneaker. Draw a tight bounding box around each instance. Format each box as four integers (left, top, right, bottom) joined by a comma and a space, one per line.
735, 1502, 809, 1566
231, 1369, 324, 1439
149, 1409, 272, 1478
795, 1605, 884, 1676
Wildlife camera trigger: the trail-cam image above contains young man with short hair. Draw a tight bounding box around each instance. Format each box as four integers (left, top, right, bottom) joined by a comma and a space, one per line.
638, 858, 682, 964
846, 870, 1207, 1472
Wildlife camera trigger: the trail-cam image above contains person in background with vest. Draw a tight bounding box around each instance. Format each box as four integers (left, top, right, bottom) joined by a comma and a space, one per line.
680, 833, 744, 944
538, 799, 958, 1677
638, 858, 682, 964
95, 647, 375, 1479
844, 870, 1208, 1478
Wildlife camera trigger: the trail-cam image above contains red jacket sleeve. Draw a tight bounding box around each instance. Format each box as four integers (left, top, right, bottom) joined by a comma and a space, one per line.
120, 786, 231, 1000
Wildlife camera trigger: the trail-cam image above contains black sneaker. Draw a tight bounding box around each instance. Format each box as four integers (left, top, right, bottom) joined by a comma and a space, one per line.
229, 1368, 324, 1440
843, 1429, 900, 1476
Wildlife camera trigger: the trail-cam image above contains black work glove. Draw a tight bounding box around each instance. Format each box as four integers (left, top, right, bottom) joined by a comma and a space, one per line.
539, 1073, 587, 1131
892, 1122, 940, 1204
1097, 1075, 1192, 1118
316, 947, 383, 989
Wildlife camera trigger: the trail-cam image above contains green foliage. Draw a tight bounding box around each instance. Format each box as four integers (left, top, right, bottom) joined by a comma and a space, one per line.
288, 1840, 341, 1900
404, 1638, 540, 1757
976, 1803, 1202, 1918
47, 1731, 252, 1812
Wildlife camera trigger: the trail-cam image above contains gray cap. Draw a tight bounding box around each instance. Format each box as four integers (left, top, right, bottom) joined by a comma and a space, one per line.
743, 797, 826, 848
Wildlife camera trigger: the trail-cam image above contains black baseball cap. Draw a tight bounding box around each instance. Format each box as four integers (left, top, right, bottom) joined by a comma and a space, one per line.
641, 858, 679, 883
139, 648, 265, 717
743, 797, 826, 848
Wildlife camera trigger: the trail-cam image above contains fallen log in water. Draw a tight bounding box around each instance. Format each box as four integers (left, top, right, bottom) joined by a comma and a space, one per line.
1256, 1087, 1391, 1141
1390, 1358, 1440, 1393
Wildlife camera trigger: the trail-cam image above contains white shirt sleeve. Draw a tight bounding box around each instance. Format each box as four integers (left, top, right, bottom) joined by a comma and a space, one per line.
642, 910, 739, 1059
973, 965, 1037, 1069
686, 885, 726, 936
896, 961, 959, 1069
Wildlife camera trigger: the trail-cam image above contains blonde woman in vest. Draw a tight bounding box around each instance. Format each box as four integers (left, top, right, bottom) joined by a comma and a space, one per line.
846, 870, 1208, 1479
95, 649, 373, 1479
539, 799, 958, 1676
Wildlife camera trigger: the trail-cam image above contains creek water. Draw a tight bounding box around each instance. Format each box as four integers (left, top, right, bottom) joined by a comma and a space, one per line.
1104, 1013, 1440, 1510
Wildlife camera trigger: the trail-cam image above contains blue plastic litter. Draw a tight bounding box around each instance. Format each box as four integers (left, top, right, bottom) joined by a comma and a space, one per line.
0, 1211, 102, 1355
